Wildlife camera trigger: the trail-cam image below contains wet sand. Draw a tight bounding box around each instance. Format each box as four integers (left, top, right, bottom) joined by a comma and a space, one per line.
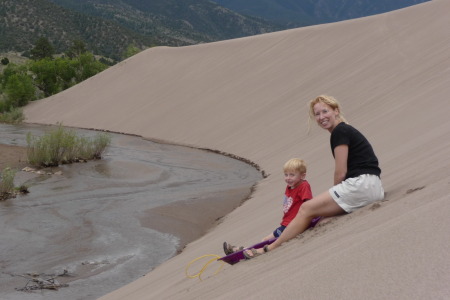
0, 144, 28, 171
0, 125, 262, 300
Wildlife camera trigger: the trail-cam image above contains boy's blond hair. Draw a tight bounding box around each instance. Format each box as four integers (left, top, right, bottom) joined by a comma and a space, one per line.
283, 158, 307, 174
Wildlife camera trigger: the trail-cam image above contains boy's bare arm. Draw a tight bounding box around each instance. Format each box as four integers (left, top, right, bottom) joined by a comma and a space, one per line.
261, 233, 275, 242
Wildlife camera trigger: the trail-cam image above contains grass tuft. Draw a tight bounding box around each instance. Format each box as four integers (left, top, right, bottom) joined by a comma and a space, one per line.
0, 107, 24, 124
26, 124, 111, 167
0, 167, 16, 200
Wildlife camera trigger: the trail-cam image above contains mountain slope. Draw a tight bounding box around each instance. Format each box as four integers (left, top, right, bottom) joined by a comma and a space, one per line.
0, 0, 156, 60
1, 0, 279, 60
48, 0, 280, 41
213, 0, 430, 27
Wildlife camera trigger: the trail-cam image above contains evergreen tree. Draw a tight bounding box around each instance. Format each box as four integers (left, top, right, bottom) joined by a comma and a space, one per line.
30, 37, 55, 61
66, 39, 88, 58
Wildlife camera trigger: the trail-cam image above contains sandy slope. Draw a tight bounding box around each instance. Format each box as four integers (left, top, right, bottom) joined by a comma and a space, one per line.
24, 0, 450, 299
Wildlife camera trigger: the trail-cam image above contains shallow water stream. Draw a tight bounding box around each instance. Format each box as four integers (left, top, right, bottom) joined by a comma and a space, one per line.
0, 124, 262, 300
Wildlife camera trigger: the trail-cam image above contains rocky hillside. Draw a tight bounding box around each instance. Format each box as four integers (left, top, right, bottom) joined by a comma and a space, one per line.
213, 0, 430, 27
0, 0, 279, 61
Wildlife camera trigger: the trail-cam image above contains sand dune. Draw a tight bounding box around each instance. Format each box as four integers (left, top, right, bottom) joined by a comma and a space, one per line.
24, 0, 450, 299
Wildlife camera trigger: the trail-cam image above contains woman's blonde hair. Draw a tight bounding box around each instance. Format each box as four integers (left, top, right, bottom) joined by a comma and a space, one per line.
307, 95, 348, 131
283, 158, 307, 174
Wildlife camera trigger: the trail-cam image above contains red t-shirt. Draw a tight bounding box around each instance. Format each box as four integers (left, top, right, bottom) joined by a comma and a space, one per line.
281, 180, 313, 226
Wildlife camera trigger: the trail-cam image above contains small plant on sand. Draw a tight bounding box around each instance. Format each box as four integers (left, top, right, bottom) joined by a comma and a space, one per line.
0, 167, 28, 200
0, 167, 16, 200
0, 107, 25, 124
16, 184, 29, 194
75, 133, 112, 160
26, 124, 111, 167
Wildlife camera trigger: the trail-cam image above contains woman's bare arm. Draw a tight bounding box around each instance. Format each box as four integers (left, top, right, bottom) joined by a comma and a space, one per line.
333, 144, 348, 185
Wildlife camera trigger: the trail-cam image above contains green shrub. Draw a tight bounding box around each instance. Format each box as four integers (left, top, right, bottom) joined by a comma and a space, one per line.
0, 107, 24, 124
0, 167, 16, 200
1, 57, 9, 65
0, 53, 108, 112
26, 125, 111, 167
4, 73, 36, 107
87, 132, 111, 160
76, 133, 111, 160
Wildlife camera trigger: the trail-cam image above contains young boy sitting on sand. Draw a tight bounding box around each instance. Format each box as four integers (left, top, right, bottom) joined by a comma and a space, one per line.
223, 158, 313, 255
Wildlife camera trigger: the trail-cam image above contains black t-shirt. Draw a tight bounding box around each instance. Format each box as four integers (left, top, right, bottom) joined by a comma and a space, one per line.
330, 122, 381, 179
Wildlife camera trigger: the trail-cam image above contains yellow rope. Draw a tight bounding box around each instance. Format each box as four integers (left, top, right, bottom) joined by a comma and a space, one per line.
185, 254, 225, 281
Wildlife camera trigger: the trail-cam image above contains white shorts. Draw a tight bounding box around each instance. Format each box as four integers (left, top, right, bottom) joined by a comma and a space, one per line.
329, 174, 384, 213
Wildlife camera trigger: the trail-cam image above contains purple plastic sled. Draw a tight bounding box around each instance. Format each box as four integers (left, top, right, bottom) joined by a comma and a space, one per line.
219, 217, 322, 265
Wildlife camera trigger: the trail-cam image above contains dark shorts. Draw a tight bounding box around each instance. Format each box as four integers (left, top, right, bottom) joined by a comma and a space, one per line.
273, 225, 286, 238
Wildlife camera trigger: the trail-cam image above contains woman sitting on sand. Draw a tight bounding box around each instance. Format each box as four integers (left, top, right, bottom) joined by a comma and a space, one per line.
244, 95, 385, 258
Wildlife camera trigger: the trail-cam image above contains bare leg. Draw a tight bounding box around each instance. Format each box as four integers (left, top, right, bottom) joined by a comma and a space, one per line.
249, 190, 345, 255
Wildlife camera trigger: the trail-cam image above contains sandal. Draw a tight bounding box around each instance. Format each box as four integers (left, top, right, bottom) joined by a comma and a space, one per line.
223, 242, 244, 255
243, 245, 269, 260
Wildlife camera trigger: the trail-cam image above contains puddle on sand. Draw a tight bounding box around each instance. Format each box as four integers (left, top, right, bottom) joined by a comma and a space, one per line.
0, 124, 263, 300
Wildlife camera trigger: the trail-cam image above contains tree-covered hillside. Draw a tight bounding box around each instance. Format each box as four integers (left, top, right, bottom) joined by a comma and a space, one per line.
213, 0, 430, 27
0, 0, 157, 61
0, 0, 280, 61
49, 0, 280, 40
